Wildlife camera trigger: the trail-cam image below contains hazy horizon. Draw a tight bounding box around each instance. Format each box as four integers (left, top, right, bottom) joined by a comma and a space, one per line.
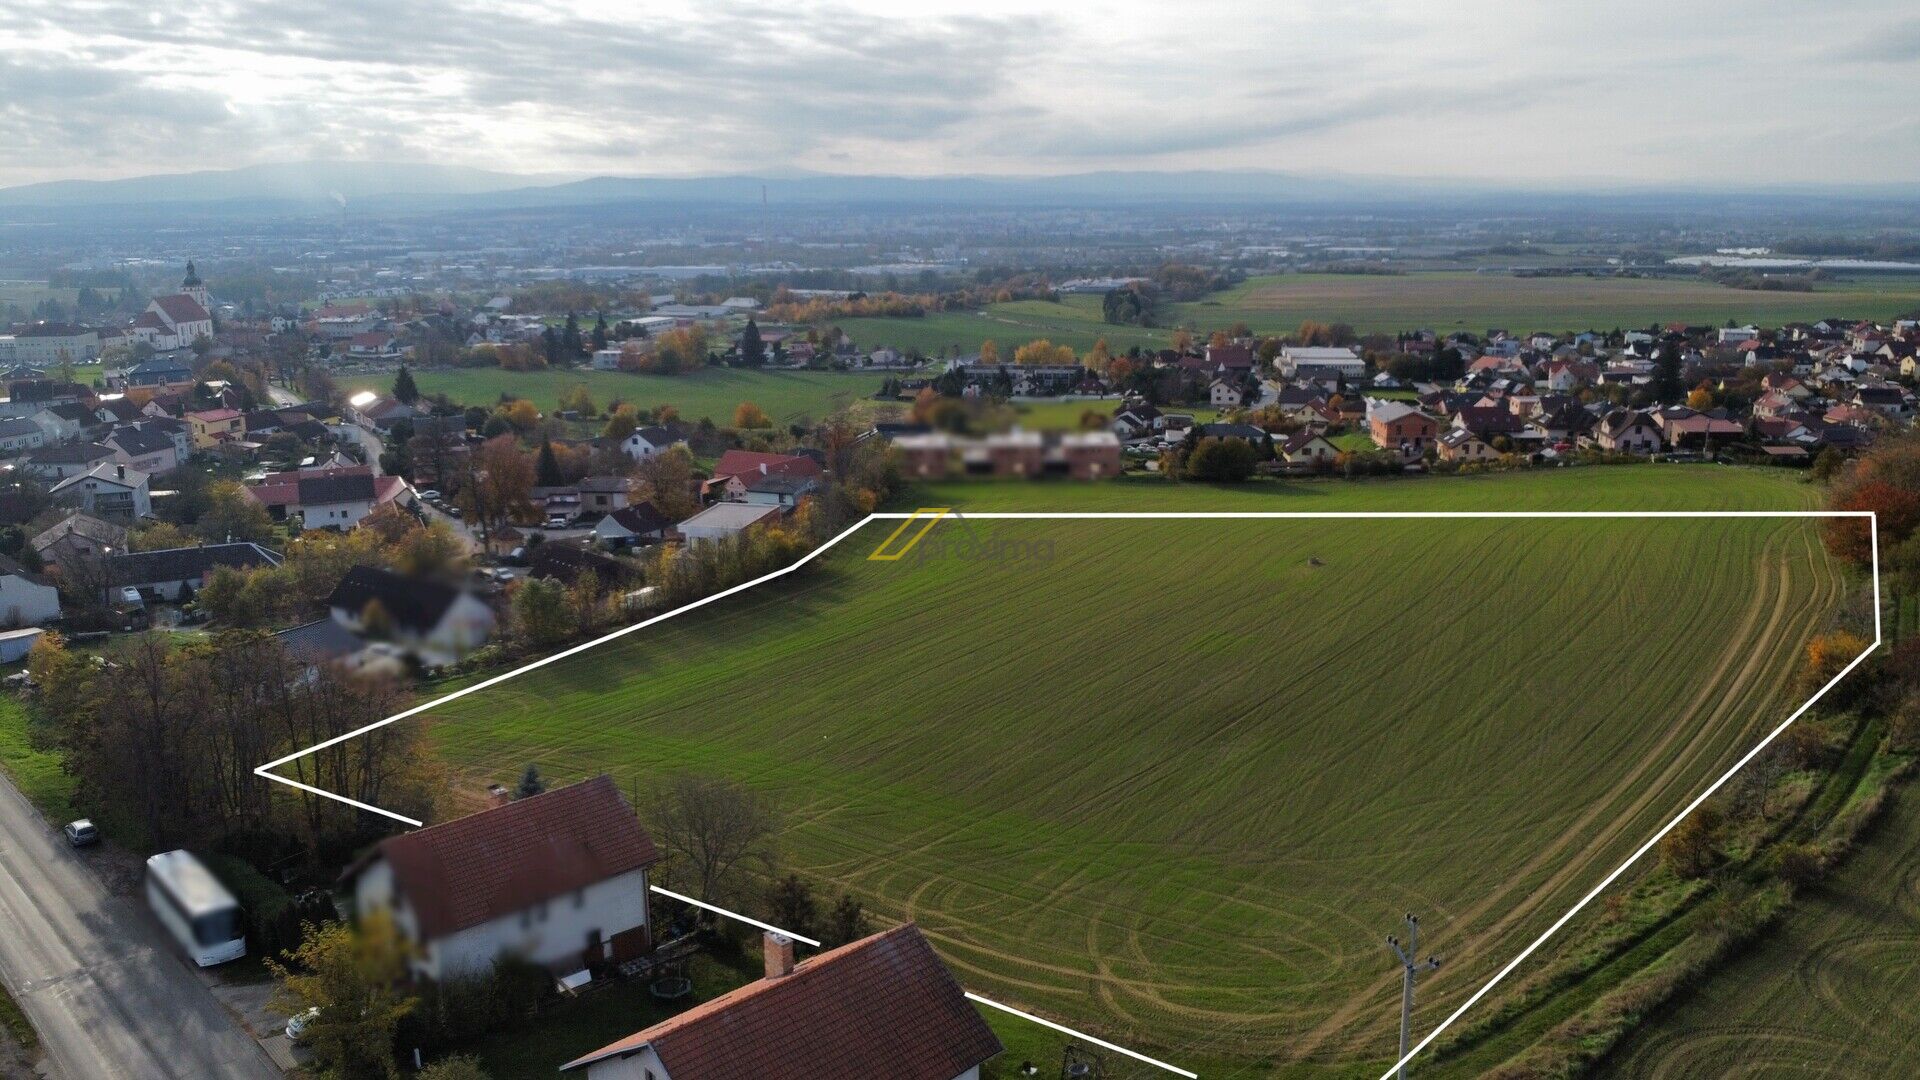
3, 0, 1917, 189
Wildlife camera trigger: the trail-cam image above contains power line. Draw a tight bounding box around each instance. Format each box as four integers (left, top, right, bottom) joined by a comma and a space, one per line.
1386, 913, 1441, 1079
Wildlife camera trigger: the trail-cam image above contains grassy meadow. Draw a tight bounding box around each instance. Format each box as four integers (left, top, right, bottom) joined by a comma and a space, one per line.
343, 367, 891, 426
824, 273, 1920, 356
420, 467, 1846, 1074
1604, 775, 1920, 1077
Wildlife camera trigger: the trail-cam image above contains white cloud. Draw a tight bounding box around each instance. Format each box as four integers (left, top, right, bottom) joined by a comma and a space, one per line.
0, 0, 1914, 185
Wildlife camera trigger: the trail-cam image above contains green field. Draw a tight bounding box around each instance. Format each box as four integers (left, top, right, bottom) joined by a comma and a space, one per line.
418, 467, 1846, 1074
1606, 780, 1920, 1077
343, 367, 890, 426
827, 273, 1920, 355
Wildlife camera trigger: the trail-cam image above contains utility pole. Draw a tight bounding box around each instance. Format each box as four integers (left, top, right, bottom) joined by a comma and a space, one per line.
1386, 913, 1441, 1079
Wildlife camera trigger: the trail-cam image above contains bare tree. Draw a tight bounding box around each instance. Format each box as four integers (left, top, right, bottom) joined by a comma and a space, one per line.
650, 775, 780, 911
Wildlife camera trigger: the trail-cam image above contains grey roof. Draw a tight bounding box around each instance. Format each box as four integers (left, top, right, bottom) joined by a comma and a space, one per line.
27, 442, 113, 465
679, 502, 781, 531
109, 542, 282, 587
326, 565, 463, 634
106, 425, 175, 456
274, 619, 367, 666
0, 417, 43, 439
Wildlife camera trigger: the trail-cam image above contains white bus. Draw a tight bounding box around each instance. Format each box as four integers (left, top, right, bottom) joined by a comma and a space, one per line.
145, 850, 246, 967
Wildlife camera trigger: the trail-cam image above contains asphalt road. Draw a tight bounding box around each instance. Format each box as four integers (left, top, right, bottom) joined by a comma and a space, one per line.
0, 776, 278, 1080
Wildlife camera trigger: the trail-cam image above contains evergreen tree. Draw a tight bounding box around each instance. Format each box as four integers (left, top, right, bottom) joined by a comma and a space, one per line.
541, 325, 563, 366
562, 311, 584, 358
535, 437, 564, 487
591, 313, 609, 351
739, 317, 766, 367
1653, 341, 1685, 403
516, 763, 547, 799
392, 364, 420, 404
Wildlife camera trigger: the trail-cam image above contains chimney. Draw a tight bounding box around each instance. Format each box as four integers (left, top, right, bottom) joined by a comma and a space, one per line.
116, 464, 126, 480
485, 782, 511, 808
763, 931, 795, 979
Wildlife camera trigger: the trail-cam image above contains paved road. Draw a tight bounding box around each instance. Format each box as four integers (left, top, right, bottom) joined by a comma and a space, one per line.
0, 776, 278, 1080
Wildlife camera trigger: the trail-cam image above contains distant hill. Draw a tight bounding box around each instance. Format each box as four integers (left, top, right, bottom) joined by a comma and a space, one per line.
0, 161, 579, 208
1, 163, 1916, 214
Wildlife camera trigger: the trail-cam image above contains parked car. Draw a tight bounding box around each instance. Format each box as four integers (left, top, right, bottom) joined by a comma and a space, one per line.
415, 489, 440, 502
505, 547, 528, 566
118, 587, 144, 608
64, 819, 99, 847
285, 1007, 320, 1042
444, 506, 462, 518
545, 515, 570, 530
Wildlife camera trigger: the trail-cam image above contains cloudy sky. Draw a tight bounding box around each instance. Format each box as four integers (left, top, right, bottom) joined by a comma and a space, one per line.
1, 0, 1916, 188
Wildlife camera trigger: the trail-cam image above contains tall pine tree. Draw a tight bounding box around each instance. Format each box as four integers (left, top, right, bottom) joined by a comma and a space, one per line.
392, 364, 419, 404
739, 317, 765, 367
535, 437, 564, 487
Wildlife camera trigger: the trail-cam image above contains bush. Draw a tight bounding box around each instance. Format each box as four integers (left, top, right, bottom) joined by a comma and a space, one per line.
201, 852, 302, 959
396, 956, 556, 1055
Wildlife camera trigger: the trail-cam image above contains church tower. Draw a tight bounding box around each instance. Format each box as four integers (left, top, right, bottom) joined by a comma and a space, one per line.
181, 260, 210, 309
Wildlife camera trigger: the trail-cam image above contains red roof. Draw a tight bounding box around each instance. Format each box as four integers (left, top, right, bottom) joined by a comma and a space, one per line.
709, 450, 822, 484
152, 294, 211, 325
351, 775, 659, 940
189, 408, 242, 423
561, 924, 1002, 1078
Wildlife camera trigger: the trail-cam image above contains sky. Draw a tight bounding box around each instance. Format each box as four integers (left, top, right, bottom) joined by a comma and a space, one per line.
2, 0, 1917, 188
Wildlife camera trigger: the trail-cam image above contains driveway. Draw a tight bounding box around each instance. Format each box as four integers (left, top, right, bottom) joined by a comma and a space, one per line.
0, 777, 278, 1080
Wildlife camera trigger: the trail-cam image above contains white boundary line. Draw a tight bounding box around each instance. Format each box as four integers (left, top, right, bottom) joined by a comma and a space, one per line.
967, 992, 1201, 1078
648, 884, 823, 947
255, 507, 1879, 1077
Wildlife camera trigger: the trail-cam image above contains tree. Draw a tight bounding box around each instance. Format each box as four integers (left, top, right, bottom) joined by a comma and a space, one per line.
978, 340, 999, 365
732, 401, 772, 429
510, 577, 572, 648
1653, 341, 1685, 403
1686, 386, 1713, 411
601, 404, 639, 440
822, 893, 871, 949
461, 435, 536, 546
739, 318, 766, 367
418, 1056, 490, 1080
766, 874, 818, 940
650, 775, 779, 910
590, 312, 609, 351
1658, 804, 1725, 879
516, 763, 547, 799
535, 438, 564, 487
392, 365, 419, 405
197, 480, 276, 544
269, 914, 417, 1080
634, 446, 697, 520
1185, 437, 1259, 482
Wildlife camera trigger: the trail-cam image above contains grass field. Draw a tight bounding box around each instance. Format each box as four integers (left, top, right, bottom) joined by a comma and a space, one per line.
826, 273, 1920, 355
1605, 781, 1920, 1077
415, 467, 1846, 1074
342, 367, 890, 426
0, 695, 73, 822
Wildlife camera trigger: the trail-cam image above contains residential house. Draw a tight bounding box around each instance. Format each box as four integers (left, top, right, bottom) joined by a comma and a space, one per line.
50, 463, 151, 521
677, 502, 782, 544
1368, 402, 1439, 460
1058, 430, 1123, 480
593, 502, 674, 546
1437, 428, 1498, 463
344, 776, 659, 982
1278, 431, 1340, 470
704, 450, 823, 502
559, 924, 1002, 1080
29, 512, 127, 573
1110, 403, 1164, 440
742, 473, 819, 508
0, 556, 60, 627
326, 565, 496, 665
108, 542, 282, 602
622, 425, 687, 462
246, 465, 410, 529
0, 417, 46, 455
104, 423, 183, 474
1855, 385, 1913, 420
186, 408, 245, 449
120, 355, 195, 390
1588, 409, 1664, 455
1208, 378, 1247, 408
576, 476, 632, 517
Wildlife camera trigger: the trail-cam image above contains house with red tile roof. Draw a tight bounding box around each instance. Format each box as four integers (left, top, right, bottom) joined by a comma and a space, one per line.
560, 925, 1002, 1080
703, 450, 824, 502
343, 775, 659, 981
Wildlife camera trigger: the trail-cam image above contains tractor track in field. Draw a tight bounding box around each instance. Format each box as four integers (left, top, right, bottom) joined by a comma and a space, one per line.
1295, 527, 1826, 1060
